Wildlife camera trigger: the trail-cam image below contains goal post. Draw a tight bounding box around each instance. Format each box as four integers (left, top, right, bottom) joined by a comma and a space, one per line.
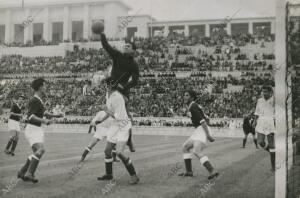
275, 0, 288, 198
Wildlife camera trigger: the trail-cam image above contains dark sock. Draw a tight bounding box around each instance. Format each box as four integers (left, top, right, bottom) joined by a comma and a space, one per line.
88, 126, 93, 133
5, 138, 13, 150
10, 139, 18, 153
127, 130, 132, 146
27, 156, 40, 176
270, 151, 275, 170
254, 139, 258, 147
242, 138, 246, 147
184, 158, 192, 173
112, 150, 117, 160
201, 156, 214, 173
118, 154, 136, 176
105, 158, 113, 175
19, 158, 31, 176
81, 147, 91, 161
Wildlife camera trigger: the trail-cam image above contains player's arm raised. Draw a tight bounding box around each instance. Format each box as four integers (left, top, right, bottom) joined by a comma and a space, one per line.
100, 33, 121, 58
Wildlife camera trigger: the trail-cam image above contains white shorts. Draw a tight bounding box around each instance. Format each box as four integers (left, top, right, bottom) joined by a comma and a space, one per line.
24, 124, 45, 146
93, 117, 114, 140
189, 126, 207, 143
255, 117, 275, 135
106, 121, 132, 144
8, 119, 21, 132
93, 126, 107, 140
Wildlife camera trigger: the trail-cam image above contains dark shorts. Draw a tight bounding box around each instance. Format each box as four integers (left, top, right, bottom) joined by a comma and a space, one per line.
244, 130, 255, 135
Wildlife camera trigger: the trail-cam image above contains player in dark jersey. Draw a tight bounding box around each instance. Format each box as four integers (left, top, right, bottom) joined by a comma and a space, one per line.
241, 112, 258, 148
100, 32, 139, 152
17, 78, 63, 183
178, 90, 219, 180
4, 95, 24, 156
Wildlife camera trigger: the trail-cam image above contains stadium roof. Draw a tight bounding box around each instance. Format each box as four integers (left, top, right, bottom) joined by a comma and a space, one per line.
149, 16, 275, 26
0, 0, 131, 10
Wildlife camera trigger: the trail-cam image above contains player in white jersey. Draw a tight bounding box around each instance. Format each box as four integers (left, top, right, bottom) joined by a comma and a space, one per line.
97, 77, 139, 184
79, 107, 119, 162
254, 85, 275, 171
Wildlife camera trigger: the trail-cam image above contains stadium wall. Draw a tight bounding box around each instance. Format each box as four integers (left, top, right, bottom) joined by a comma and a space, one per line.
0, 41, 124, 57
0, 123, 244, 138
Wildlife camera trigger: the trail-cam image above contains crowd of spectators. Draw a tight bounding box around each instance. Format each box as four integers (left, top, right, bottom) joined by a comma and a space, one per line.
0, 33, 278, 121
0, 46, 112, 74
0, 33, 275, 75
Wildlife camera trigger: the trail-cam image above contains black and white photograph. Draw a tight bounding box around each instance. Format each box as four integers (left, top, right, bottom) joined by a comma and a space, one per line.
0, 0, 299, 197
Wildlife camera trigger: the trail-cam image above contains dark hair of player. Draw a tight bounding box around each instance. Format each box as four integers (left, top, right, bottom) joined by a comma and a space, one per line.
187, 90, 197, 101
102, 77, 118, 90
31, 78, 46, 91
261, 85, 273, 93
125, 38, 137, 50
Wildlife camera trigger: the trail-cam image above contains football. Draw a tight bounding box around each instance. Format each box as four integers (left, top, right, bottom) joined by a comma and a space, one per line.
91, 21, 104, 34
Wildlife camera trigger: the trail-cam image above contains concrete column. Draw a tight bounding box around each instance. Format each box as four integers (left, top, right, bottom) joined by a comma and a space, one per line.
104, 2, 118, 38
136, 25, 148, 38
226, 22, 231, 35
24, 9, 31, 44
205, 24, 210, 37
163, 26, 169, 37
271, 21, 275, 34
83, 4, 90, 40
248, 21, 253, 34
43, 8, 50, 42
4, 10, 11, 43
63, 6, 70, 41
184, 25, 189, 36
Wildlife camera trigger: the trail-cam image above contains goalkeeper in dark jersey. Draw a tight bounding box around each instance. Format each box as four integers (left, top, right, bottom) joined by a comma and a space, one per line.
100, 32, 139, 152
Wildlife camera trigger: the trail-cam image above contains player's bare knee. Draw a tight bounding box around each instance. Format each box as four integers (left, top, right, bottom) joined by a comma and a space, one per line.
116, 149, 125, 156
